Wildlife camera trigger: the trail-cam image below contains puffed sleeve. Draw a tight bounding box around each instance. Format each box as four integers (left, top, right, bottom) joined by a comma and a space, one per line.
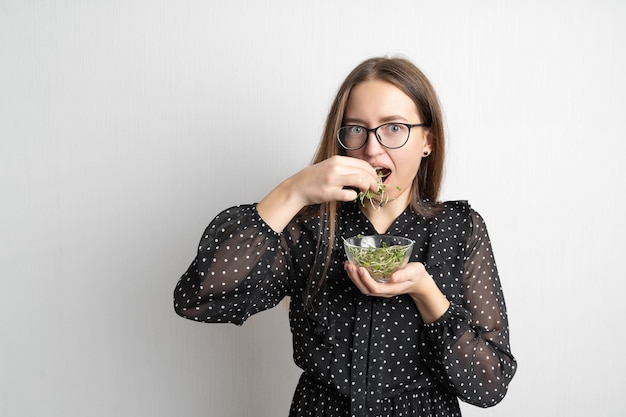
419, 209, 517, 407
173, 204, 292, 325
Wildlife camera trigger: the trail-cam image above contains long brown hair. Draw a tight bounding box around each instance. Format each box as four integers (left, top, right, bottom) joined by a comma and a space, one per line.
301, 56, 446, 305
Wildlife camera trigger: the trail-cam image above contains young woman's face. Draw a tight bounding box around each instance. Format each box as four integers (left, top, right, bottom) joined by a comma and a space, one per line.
344, 79, 431, 206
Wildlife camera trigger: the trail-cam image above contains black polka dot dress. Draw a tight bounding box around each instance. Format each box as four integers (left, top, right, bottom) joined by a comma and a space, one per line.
174, 201, 517, 416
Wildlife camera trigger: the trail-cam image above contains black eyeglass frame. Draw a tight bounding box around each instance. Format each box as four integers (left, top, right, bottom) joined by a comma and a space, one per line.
336, 122, 427, 150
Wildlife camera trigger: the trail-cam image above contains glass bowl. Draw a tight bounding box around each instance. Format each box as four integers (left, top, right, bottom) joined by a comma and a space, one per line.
343, 235, 414, 283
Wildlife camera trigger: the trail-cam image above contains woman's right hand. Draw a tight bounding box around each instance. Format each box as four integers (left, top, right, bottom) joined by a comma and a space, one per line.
290, 155, 380, 206
257, 156, 379, 232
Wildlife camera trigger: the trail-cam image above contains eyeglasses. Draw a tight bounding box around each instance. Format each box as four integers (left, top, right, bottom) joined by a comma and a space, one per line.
337, 122, 427, 150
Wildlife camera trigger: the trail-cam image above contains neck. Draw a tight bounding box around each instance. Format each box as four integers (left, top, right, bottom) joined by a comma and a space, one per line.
361, 197, 409, 234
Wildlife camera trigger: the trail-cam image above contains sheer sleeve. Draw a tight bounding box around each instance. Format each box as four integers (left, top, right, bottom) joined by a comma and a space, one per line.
173, 204, 292, 325
419, 209, 517, 407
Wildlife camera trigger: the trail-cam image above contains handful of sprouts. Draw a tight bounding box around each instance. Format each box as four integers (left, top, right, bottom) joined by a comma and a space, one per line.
356, 170, 401, 209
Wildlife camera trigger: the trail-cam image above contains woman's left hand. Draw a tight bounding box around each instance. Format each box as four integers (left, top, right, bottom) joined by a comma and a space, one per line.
344, 261, 450, 323
344, 261, 431, 298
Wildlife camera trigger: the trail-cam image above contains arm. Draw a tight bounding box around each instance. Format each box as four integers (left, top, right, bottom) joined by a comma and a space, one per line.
174, 156, 379, 324
258, 155, 379, 232
418, 210, 517, 407
173, 205, 292, 325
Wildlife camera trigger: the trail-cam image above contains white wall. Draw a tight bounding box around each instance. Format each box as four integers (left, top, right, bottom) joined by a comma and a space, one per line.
1, 1, 624, 416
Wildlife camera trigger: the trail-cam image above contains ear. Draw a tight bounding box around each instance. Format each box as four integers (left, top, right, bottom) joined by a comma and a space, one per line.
422, 129, 433, 154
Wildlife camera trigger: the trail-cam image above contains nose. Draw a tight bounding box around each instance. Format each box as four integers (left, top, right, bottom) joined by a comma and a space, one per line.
363, 130, 384, 155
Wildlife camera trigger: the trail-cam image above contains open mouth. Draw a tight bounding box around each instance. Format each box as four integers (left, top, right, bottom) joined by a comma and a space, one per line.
355, 167, 395, 209
375, 167, 392, 183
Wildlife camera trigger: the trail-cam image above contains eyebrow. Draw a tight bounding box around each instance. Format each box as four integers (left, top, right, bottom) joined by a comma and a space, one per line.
343, 115, 410, 125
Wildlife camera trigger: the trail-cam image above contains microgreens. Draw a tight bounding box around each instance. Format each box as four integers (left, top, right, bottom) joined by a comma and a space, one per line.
355, 170, 401, 209
343, 235, 412, 281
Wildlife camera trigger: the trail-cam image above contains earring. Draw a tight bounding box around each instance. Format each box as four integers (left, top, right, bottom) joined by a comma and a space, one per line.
423, 151, 430, 157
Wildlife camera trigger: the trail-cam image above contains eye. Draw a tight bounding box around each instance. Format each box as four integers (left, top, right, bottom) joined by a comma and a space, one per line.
380, 123, 405, 136
388, 124, 402, 133
348, 125, 364, 135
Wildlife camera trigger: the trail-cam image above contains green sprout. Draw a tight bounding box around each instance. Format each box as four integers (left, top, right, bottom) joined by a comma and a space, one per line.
355, 171, 401, 209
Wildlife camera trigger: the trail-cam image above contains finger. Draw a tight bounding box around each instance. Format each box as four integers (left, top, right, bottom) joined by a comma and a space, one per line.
345, 262, 374, 295
356, 267, 399, 297
362, 269, 416, 297
334, 157, 379, 190
346, 262, 412, 298
335, 188, 359, 202
357, 268, 381, 294
348, 172, 380, 194
331, 168, 375, 187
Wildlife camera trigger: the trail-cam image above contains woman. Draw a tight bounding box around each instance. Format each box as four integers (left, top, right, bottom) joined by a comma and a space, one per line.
174, 56, 517, 416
